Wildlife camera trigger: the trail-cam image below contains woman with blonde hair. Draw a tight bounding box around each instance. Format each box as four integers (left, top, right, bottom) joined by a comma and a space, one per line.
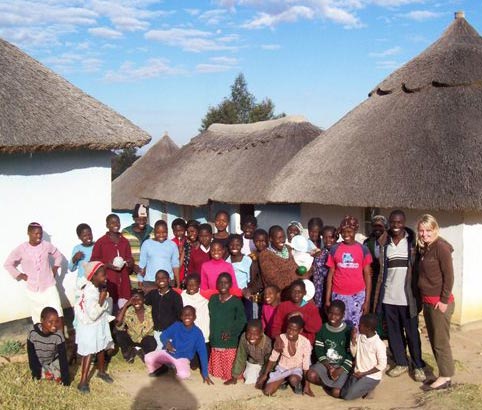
415, 214, 454, 391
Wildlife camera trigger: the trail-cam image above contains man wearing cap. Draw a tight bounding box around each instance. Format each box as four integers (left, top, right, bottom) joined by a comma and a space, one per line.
122, 204, 153, 280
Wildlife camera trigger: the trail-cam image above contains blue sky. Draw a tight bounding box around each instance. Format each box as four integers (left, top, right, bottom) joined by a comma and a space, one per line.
1, 1, 480, 151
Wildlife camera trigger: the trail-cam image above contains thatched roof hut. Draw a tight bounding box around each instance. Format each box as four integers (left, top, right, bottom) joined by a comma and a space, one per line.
0, 38, 151, 153
140, 116, 322, 206
268, 13, 482, 211
112, 133, 179, 210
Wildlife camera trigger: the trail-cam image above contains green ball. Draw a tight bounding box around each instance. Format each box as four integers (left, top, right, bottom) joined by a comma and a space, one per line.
297, 266, 307, 275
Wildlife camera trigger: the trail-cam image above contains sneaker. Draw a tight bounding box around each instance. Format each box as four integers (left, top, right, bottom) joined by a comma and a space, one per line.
387, 365, 408, 377
293, 382, 303, 395
279, 381, 288, 390
96, 372, 114, 384
413, 368, 426, 382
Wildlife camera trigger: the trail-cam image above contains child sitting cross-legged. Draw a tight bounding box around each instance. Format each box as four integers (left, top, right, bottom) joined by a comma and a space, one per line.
259, 316, 313, 396
114, 289, 157, 363
224, 319, 272, 388
27, 307, 70, 386
341, 313, 387, 400
144, 306, 214, 385
305, 300, 353, 398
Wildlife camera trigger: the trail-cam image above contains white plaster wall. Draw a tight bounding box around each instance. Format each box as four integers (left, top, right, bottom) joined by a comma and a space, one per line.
461, 212, 482, 325
0, 151, 112, 324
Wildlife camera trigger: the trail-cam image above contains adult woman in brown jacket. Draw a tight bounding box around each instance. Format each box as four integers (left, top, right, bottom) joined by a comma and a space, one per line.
416, 214, 454, 391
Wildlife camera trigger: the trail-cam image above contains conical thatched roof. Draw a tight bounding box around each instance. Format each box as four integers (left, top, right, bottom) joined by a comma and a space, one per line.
0, 38, 151, 153
268, 14, 482, 211
140, 116, 322, 206
112, 134, 179, 211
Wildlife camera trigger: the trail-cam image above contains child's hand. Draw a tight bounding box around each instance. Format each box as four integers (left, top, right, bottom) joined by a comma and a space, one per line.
255, 374, 268, 390
220, 332, 231, 341
351, 327, 358, 345
166, 341, 176, 353
99, 287, 108, 305
16, 273, 28, 282
310, 248, 321, 257
353, 371, 364, 379
203, 376, 214, 385
224, 377, 237, 385
330, 367, 343, 381
73, 251, 84, 263
273, 335, 285, 353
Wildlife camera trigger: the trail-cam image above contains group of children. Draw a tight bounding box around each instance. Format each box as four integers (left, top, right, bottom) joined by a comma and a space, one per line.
7, 206, 394, 400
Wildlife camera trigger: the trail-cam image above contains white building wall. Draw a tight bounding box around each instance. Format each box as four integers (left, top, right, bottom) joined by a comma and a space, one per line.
461, 212, 482, 326
0, 151, 112, 324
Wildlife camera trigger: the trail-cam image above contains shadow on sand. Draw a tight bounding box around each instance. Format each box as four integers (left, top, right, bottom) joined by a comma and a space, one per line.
131, 369, 199, 410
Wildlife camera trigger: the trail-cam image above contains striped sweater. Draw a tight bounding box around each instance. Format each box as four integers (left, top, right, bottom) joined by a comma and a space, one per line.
27, 324, 70, 385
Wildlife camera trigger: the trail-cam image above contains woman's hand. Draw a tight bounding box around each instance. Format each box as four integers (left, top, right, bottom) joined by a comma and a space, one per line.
435, 301, 448, 313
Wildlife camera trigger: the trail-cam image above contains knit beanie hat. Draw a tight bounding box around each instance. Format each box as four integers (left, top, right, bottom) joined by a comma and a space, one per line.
133, 204, 148, 218
83, 261, 104, 281
339, 215, 360, 232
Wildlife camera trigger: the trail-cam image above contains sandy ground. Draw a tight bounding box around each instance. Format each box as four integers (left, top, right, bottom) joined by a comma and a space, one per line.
115, 325, 482, 410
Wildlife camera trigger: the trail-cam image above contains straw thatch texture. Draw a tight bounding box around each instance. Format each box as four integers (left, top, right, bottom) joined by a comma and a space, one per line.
112, 134, 179, 210
140, 116, 322, 206
0, 39, 151, 153
268, 16, 482, 211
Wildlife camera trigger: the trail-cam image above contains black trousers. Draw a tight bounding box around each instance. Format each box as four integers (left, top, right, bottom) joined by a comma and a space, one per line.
114, 329, 157, 358
383, 303, 424, 369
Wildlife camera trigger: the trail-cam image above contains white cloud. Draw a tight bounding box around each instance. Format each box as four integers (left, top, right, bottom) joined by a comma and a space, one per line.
88, 27, 123, 39
199, 9, 229, 25
41, 52, 103, 74
369, 46, 402, 57
261, 44, 281, 50
210, 56, 239, 65
145, 28, 238, 52
196, 55, 239, 73
243, 6, 315, 29
111, 16, 150, 32
371, 0, 422, 6
104, 58, 186, 82
185, 8, 201, 16
375, 60, 400, 70
403, 10, 444, 22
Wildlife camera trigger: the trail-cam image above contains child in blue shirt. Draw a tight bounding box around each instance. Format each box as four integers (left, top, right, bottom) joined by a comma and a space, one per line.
144, 306, 214, 384
69, 223, 94, 285
139, 220, 180, 291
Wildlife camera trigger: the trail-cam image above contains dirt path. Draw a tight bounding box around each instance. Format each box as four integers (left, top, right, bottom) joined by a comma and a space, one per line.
115, 326, 482, 410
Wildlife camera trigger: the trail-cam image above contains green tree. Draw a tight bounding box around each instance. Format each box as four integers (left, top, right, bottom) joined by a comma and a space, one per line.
111, 146, 140, 180
200, 73, 284, 131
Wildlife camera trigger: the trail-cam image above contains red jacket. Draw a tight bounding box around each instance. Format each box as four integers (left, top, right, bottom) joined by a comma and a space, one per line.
271, 300, 322, 345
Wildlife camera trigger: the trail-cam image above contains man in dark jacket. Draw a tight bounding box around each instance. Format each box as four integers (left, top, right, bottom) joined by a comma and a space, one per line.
372, 210, 425, 382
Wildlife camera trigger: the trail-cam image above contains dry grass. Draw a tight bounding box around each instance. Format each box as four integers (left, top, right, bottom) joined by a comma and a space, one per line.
419, 383, 482, 410
0, 353, 134, 410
